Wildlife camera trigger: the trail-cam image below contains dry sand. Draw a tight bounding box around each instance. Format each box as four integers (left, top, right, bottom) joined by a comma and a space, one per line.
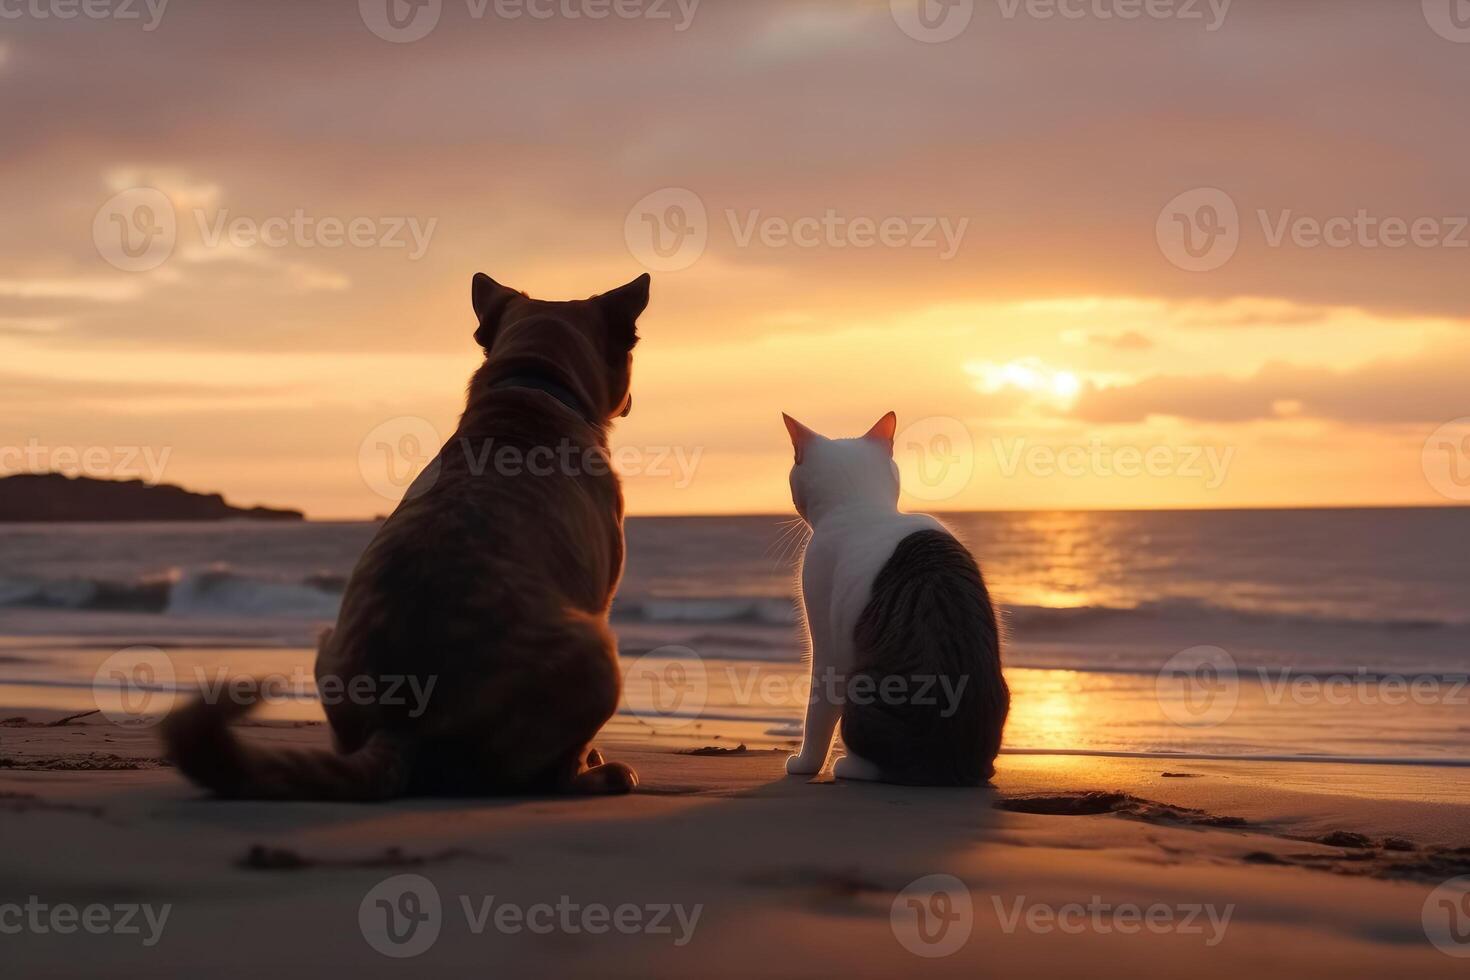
2, 708, 1468, 978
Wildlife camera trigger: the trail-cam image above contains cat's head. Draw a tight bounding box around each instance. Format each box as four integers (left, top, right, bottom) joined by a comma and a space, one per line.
781, 412, 900, 523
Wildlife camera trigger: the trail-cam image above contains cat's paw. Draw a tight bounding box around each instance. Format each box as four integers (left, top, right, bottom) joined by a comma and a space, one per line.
833, 754, 884, 781
785, 754, 822, 776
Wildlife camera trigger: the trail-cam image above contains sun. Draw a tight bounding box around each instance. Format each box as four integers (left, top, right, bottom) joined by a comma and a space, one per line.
966, 357, 1082, 407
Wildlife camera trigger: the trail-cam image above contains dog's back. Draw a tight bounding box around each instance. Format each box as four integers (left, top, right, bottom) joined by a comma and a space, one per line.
164, 273, 651, 799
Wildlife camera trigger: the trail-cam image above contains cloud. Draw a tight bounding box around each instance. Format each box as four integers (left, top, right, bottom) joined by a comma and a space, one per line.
0, 278, 146, 302
1068, 339, 1470, 426
0, 370, 287, 405
0, 316, 67, 336
1088, 330, 1154, 351
4, 0, 1470, 333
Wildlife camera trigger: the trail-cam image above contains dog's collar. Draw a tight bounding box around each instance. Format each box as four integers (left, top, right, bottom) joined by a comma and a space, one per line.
489, 373, 597, 425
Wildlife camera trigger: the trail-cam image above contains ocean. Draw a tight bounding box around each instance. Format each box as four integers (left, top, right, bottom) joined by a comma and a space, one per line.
1, 508, 1467, 765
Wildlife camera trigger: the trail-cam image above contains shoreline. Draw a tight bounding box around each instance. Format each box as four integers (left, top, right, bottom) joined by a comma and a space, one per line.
4, 648, 1470, 766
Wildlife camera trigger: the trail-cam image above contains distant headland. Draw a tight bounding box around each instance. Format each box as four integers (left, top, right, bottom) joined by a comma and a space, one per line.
0, 473, 304, 523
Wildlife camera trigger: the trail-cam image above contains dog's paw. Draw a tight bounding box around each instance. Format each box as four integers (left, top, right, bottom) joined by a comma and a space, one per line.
574, 762, 638, 795
785, 754, 822, 776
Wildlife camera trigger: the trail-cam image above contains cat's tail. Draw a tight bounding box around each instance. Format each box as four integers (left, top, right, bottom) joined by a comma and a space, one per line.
160, 684, 414, 801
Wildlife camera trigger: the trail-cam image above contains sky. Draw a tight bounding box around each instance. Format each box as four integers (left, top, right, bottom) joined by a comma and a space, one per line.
3, 0, 1469, 518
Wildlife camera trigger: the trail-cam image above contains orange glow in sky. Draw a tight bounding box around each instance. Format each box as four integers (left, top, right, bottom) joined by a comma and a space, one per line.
3, 3, 1466, 518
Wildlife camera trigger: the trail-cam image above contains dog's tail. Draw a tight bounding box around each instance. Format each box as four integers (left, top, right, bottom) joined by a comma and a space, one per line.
161, 684, 414, 801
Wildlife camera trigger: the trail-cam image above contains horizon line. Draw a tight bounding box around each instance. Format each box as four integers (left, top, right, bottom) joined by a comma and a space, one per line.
307, 501, 1467, 523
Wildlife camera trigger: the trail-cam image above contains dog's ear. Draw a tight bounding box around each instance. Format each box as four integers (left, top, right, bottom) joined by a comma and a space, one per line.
594, 273, 650, 350
472, 273, 520, 349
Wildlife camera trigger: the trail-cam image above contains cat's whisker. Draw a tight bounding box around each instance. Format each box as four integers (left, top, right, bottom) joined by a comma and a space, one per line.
772, 521, 811, 568
766, 518, 807, 562
768, 518, 802, 554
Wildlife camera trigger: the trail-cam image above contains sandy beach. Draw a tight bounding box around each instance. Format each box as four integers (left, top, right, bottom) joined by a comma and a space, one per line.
7, 0, 1470, 976
3, 707, 1468, 977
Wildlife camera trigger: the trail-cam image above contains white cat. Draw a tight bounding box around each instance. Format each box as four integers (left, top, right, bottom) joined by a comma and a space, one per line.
782, 412, 1009, 785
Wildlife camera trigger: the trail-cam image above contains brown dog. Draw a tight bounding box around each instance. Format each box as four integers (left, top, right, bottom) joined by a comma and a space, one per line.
161, 272, 651, 799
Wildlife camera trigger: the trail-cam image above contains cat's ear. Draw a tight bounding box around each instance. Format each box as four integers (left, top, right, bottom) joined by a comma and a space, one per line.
472, 273, 520, 349
594, 273, 651, 351
863, 411, 898, 455
783, 413, 818, 465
